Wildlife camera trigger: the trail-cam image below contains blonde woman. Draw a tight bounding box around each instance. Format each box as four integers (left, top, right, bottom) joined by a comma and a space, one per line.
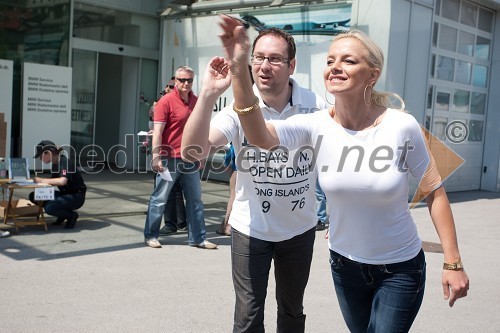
218, 15, 469, 332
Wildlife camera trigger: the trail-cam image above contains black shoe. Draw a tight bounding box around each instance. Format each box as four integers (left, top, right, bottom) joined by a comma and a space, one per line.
315, 221, 327, 231
177, 221, 187, 231
65, 213, 79, 229
159, 225, 177, 235
52, 217, 66, 225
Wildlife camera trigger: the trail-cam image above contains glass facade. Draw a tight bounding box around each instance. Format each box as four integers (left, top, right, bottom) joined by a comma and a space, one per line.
0, 1, 71, 155
73, 3, 139, 47
0, 1, 71, 66
1, 0, 159, 164
73, 2, 159, 49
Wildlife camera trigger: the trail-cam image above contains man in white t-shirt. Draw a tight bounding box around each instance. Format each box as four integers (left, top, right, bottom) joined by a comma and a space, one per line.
182, 27, 326, 332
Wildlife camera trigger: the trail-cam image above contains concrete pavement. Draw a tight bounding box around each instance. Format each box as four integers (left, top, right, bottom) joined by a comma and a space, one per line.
0, 170, 499, 332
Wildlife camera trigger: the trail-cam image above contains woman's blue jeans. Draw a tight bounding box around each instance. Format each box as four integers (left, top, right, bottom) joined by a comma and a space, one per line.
329, 249, 426, 333
231, 227, 316, 333
144, 158, 206, 245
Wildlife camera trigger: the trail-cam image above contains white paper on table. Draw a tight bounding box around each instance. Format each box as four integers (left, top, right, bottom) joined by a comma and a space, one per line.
159, 168, 173, 181
35, 186, 55, 200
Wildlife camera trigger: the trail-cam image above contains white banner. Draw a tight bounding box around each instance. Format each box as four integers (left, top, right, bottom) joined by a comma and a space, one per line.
21, 63, 72, 167
0, 59, 14, 157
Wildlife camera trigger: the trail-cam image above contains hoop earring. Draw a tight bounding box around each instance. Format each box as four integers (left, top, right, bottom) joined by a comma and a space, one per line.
325, 91, 334, 105
363, 84, 373, 106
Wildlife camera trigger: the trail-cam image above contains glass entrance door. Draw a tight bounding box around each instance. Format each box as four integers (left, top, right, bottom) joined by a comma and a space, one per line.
137, 59, 159, 170
71, 49, 97, 168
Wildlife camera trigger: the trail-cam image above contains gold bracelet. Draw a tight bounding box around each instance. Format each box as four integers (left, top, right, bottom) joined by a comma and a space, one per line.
233, 97, 260, 115
443, 259, 464, 270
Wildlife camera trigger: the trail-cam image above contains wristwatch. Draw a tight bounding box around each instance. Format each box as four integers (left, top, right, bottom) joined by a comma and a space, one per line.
443, 260, 463, 270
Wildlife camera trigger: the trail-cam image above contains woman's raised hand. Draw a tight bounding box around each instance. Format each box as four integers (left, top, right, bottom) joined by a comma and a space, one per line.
218, 14, 251, 74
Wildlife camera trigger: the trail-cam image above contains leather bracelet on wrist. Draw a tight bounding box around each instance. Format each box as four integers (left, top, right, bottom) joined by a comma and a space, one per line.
233, 97, 260, 115
443, 259, 463, 270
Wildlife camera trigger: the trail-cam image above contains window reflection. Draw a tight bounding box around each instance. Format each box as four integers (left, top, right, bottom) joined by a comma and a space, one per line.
453, 90, 469, 113
472, 64, 488, 87
442, 0, 460, 21
460, 2, 477, 27
470, 92, 486, 114
436, 0, 441, 16
468, 120, 483, 142
427, 85, 434, 109
429, 54, 436, 78
438, 25, 457, 52
432, 22, 439, 47
457, 30, 474, 56
425, 115, 431, 131
0, 1, 71, 65
437, 56, 454, 81
455, 60, 471, 84
73, 4, 139, 46
435, 92, 450, 111
72, 3, 158, 49
478, 7, 493, 32
433, 117, 448, 141
475, 36, 490, 60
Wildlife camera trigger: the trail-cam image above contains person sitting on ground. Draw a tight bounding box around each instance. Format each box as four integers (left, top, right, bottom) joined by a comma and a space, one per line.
30, 140, 87, 229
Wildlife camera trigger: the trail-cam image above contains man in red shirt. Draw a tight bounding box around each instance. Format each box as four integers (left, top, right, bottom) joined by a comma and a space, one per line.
144, 66, 217, 249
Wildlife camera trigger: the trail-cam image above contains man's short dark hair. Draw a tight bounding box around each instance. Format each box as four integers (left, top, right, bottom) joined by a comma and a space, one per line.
252, 27, 296, 61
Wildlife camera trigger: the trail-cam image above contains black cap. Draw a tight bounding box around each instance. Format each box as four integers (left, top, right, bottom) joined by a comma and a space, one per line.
34, 140, 58, 158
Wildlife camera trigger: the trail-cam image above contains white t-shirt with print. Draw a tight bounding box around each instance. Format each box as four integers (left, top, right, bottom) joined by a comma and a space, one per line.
211, 79, 327, 242
272, 108, 433, 264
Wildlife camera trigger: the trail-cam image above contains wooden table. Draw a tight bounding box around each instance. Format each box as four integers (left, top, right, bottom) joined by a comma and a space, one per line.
1, 180, 49, 232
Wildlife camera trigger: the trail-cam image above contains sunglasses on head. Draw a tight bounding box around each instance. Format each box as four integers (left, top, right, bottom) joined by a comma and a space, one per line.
176, 78, 193, 83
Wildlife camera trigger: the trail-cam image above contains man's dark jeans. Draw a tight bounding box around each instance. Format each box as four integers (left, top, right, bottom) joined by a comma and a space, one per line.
231, 227, 316, 333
